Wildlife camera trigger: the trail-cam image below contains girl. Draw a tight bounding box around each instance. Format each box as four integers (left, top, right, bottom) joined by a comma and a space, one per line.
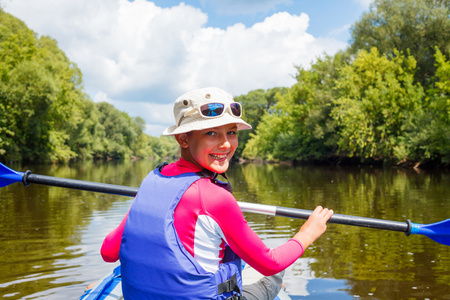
101, 87, 333, 299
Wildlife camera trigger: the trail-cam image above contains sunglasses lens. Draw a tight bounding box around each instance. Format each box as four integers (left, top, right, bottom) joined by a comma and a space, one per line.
230, 103, 241, 117
200, 103, 225, 117
198, 103, 241, 118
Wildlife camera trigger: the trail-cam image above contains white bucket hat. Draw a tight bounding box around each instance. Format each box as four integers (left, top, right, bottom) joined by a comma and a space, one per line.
163, 87, 252, 135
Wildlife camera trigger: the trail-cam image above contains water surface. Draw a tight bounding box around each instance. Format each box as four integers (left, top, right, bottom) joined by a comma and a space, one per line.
0, 160, 448, 299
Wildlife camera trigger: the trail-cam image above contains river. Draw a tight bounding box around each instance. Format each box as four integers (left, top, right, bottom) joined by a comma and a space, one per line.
0, 160, 449, 299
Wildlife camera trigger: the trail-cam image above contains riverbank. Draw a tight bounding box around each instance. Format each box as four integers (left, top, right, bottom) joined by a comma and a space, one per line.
238, 156, 449, 169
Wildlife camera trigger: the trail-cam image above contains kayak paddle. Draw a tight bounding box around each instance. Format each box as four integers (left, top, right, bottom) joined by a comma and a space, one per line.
1, 162, 449, 246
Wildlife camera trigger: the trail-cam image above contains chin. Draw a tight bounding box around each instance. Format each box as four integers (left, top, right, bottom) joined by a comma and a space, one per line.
209, 162, 229, 174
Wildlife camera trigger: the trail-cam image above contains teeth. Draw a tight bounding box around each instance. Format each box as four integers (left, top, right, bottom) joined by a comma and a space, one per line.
210, 154, 227, 160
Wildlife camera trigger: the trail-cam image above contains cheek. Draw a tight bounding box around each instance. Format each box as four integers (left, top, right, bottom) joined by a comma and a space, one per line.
230, 136, 238, 149
190, 142, 211, 159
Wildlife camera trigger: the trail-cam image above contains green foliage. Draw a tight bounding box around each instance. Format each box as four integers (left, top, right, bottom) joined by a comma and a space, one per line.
234, 87, 287, 159
95, 102, 133, 159
242, 112, 286, 161
243, 53, 349, 161
402, 48, 450, 163
242, 0, 449, 166
332, 48, 424, 162
0, 11, 177, 164
2, 1, 449, 167
0, 21, 58, 162
149, 135, 180, 161
350, 0, 450, 86
0, 11, 89, 163
243, 46, 448, 165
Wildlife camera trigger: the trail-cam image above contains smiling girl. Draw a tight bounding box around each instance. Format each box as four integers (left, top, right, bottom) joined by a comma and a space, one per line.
100, 87, 333, 300
175, 123, 238, 174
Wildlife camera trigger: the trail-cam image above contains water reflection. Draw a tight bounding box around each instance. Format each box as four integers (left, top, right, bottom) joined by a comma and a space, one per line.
230, 163, 450, 299
0, 160, 157, 299
0, 160, 448, 299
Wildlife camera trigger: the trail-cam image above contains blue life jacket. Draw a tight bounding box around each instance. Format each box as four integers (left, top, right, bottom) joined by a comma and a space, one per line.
119, 167, 243, 299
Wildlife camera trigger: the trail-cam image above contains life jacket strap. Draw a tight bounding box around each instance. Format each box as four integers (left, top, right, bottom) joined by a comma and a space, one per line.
217, 273, 244, 299
157, 161, 169, 172
196, 169, 233, 194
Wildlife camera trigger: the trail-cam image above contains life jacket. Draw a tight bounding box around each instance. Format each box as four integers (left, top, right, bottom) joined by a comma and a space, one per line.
119, 166, 243, 300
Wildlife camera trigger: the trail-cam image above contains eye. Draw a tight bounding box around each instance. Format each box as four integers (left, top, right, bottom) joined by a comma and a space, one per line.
205, 131, 215, 136
227, 130, 237, 135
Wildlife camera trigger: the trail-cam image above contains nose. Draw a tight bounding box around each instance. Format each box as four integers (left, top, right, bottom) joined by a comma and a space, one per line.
218, 135, 231, 149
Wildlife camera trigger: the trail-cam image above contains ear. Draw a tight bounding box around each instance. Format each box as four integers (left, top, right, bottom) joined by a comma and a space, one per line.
174, 133, 189, 148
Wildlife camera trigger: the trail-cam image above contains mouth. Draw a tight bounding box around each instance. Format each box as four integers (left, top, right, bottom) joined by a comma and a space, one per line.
209, 153, 228, 161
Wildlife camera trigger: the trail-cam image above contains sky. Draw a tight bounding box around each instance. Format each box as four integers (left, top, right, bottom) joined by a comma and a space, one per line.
2, 0, 372, 136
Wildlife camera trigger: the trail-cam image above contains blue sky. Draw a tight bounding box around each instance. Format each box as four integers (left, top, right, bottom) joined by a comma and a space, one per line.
3, 0, 371, 136
150, 0, 369, 42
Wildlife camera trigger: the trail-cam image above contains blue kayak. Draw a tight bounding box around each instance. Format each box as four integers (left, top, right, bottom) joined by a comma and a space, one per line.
79, 265, 291, 300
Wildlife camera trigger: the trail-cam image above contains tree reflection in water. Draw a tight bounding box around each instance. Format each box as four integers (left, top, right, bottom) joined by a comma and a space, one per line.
0, 160, 448, 299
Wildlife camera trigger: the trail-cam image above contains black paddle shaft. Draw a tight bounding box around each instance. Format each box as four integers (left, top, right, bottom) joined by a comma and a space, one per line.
23, 171, 411, 234
276, 206, 410, 233
23, 171, 139, 197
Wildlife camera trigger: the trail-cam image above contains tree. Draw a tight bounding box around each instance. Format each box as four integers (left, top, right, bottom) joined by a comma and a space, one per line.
0, 14, 55, 162
1, 10, 171, 163
402, 48, 450, 164
0, 11, 87, 162
234, 87, 286, 159
95, 102, 133, 159
350, 0, 450, 86
332, 48, 424, 162
66, 97, 105, 159
243, 52, 349, 162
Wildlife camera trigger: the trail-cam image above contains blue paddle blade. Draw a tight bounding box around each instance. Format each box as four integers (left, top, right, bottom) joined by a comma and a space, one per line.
0, 162, 24, 188
411, 219, 450, 246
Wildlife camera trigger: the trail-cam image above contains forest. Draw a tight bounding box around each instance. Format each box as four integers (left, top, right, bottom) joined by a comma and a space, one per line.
0, 9, 179, 164
1, 0, 449, 167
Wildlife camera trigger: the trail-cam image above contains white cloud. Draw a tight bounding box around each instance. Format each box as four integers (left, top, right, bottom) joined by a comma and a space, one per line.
179, 12, 342, 95
3, 0, 347, 136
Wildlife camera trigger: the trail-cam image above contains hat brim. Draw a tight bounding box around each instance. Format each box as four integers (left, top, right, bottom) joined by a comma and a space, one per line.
163, 113, 252, 135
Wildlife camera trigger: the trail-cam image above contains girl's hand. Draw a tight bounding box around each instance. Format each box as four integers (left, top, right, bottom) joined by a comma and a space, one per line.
293, 206, 333, 249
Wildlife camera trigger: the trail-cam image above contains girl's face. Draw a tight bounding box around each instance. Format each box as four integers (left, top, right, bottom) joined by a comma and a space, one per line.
176, 123, 238, 174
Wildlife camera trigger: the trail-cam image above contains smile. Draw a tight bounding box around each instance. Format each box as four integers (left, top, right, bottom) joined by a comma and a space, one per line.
210, 153, 228, 160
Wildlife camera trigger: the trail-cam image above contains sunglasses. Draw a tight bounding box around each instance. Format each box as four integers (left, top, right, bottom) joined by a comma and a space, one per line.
184, 102, 242, 119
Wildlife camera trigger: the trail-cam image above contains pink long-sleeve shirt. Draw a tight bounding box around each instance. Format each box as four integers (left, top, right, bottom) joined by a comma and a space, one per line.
101, 159, 304, 276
